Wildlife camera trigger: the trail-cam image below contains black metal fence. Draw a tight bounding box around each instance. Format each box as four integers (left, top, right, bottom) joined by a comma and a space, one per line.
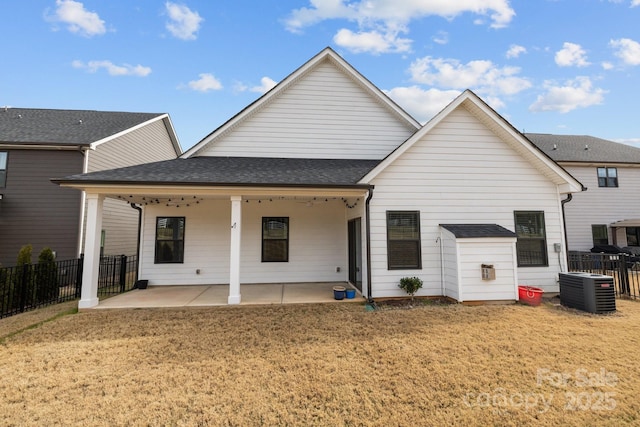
568, 251, 640, 299
0, 254, 137, 319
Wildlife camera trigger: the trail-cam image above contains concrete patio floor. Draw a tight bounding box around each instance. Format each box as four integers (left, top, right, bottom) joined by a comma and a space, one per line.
96, 282, 362, 309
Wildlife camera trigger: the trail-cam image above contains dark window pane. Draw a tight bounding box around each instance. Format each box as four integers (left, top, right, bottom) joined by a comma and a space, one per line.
155, 217, 185, 263
597, 167, 618, 187
262, 217, 289, 262
516, 239, 546, 266
514, 211, 548, 267
592, 225, 608, 246
626, 227, 640, 246
387, 211, 421, 269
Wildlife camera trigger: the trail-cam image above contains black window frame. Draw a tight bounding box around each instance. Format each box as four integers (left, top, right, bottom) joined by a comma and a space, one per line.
386, 211, 422, 270
626, 227, 640, 247
514, 211, 548, 267
591, 224, 609, 246
597, 167, 618, 188
154, 217, 185, 264
0, 151, 7, 188
262, 217, 289, 262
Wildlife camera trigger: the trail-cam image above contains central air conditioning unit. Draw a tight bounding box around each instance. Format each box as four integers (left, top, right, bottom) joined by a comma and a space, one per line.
559, 272, 616, 314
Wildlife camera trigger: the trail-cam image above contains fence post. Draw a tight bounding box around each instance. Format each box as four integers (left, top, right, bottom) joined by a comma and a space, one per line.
119, 255, 127, 293
619, 254, 630, 296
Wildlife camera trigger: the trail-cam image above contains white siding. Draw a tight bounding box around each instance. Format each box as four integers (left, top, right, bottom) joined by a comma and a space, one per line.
86, 119, 178, 256
139, 199, 350, 286
196, 60, 415, 160
562, 165, 640, 250
369, 105, 565, 297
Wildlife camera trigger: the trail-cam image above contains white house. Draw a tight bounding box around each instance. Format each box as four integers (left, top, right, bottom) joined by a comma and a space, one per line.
528, 133, 640, 252
53, 48, 583, 308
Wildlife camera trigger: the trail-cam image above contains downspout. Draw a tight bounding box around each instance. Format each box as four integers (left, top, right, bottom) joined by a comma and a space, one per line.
76, 148, 90, 257
365, 187, 374, 304
130, 203, 142, 282
560, 193, 573, 270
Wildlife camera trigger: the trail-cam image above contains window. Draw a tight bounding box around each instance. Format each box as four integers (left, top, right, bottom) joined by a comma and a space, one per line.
514, 211, 548, 267
592, 225, 609, 246
0, 151, 7, 188
626, 228, 640, 246
262, 217, 289, 262
597, 167, 618, 187
387, 211, 421, 269
155, 217, 185, 263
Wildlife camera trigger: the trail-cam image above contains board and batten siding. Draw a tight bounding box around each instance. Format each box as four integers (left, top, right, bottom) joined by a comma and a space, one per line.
139, 200, 349, 286
368, 105, 566, 297
562, 165, 640, 251
0, 149, 83, 265
85, 118, 179, 256
196, 60, 416, 160
440, 230, 460, 300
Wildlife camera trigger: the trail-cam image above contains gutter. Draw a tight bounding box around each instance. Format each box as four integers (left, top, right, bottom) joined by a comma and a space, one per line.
560, 193, 574, 269
130, 203, 142, 282
365, 187, 374, 303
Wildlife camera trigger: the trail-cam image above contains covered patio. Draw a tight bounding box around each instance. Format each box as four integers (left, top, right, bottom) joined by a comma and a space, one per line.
97, 282, 362, 309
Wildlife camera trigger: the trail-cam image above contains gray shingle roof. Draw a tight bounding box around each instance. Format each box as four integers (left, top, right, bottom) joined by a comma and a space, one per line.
440, 224, 516, 238
53, 157, 380, 187
0, 107, 163, 146
526, 133, 640, 164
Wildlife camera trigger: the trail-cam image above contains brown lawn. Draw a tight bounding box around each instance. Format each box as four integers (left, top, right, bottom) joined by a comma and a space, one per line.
1, 299, 639, 426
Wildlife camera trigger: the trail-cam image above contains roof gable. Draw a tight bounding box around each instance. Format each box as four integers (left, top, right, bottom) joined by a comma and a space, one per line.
360, 90, 583, 194
182, 47, 420, 159
0, 108, 180, 153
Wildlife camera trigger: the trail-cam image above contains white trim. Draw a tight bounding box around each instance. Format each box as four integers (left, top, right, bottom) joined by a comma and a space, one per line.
89, 114, 178, 151
359, 90, 583, 194
79, 193, 104, 309
228, 196, 242, 304
76, 148, 90, 257
181, 48, 420, 159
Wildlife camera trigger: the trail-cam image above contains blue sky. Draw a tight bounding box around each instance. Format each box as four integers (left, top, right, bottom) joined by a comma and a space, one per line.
1, 1, 639, 150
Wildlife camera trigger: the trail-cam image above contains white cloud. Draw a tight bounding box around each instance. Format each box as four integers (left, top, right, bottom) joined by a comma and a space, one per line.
529, 77, 606, 113
610, 38, 640, 65
72, 60, 151, 76
555, 42, 590, 67
432, 31, 448, 45
284, 0, 514, 53
601, 61, 614, 70
184, 73, 223, 92
506, 44, 526, 58
250, 77, 277, 94
384, 86, 460, 123
49, 0, 106, 37
408, 56, 531, 106
633, 0, 640, 7
165, 2, 203, 40
333, 28, 411, 54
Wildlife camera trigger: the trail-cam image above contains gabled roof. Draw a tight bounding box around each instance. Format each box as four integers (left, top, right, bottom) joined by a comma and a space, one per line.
0, 107, 181, 153
181, 47, 421, 158
526, 133, 640, 164
52, 157, 378, 188
360, 90, 584, 194
440, 224, 516, 238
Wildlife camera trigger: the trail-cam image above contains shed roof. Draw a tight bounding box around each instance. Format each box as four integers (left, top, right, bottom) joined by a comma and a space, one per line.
52, 156, 380, 187
440, 224, 517, 238
0, 107, 164, 146
526, 133, 640, 164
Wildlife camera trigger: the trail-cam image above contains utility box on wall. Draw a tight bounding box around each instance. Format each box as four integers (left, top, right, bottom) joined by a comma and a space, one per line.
481, 264, 496, 280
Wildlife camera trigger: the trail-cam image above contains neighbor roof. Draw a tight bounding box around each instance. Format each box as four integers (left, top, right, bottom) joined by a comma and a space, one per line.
527, 133, 640, 164
52, 157, 380, 187
440, 224, 517, 238
0, 107, 165, 147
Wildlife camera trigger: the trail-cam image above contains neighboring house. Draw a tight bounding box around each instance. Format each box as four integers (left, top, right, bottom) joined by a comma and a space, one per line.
0, 108, 181, 266
528, 133, 640, 252
54, 48, 582, 309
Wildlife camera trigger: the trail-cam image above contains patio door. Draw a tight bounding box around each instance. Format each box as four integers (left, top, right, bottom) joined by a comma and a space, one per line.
348, 218, 362, 291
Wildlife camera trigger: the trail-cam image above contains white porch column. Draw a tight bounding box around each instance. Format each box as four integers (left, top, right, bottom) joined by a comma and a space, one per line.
228, 196, 242, 304
78, 193, 104, 309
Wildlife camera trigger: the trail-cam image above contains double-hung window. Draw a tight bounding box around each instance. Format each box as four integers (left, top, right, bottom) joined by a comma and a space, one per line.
155, 217, 185, 263
262, 217, 289, 262
597, 167, 618, 188
514, 211, 548, 267
387, 211, 421, 269
0, 152, 7, 187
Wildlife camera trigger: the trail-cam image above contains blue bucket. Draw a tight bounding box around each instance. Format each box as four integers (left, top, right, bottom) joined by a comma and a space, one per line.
333, 286, 346, 300
345, 288, 356, 299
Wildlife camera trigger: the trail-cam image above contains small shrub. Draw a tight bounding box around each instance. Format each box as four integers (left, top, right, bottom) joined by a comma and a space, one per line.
11, 244, 34, 310
398, 276, 423, 301
36, 247, 58, 304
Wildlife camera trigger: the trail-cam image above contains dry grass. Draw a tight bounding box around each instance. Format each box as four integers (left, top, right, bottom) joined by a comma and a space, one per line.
1, 299, 640, 426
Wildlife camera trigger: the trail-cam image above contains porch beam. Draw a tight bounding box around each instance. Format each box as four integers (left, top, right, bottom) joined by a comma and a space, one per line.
78, 193, 104, 309
228, 196, 242, 304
